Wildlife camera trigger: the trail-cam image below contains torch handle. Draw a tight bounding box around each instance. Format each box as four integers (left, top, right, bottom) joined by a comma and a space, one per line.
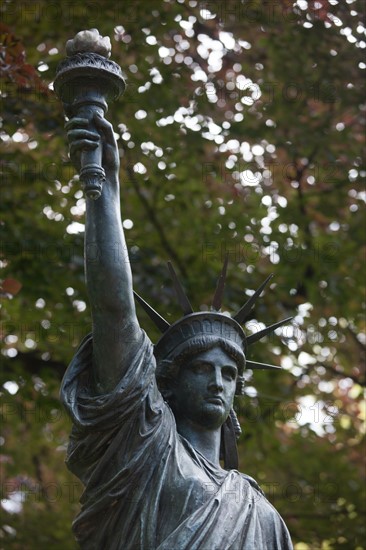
77, 104, 105, 200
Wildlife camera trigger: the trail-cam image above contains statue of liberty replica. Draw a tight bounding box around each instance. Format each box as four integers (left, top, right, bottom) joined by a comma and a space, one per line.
56, 30, 293, 549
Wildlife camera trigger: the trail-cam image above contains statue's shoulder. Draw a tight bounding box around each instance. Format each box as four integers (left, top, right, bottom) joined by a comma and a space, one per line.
238, 472, 265, 496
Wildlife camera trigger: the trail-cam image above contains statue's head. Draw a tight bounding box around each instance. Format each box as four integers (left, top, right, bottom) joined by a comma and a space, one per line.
155, 312, 246, 422
155, 311, 246, 403
153, 316, 246, 467
156, 335, 245, 430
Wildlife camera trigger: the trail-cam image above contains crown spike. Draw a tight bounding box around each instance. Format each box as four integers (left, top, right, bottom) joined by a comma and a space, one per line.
247, 317, 293, 345
133, 291, 171, 333
233, 273, 274, 325
246, 360, 282, 370
167, 261, 194, 315
212, 253, 229, 311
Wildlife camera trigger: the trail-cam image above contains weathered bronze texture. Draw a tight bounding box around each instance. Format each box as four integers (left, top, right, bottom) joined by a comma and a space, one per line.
58, 30, 294, 550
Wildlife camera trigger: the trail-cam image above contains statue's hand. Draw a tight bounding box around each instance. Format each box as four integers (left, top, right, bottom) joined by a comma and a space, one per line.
66, 113, 120, 183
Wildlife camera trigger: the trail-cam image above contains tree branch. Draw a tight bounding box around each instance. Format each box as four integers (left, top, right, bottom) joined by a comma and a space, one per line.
124, 159, 188, 278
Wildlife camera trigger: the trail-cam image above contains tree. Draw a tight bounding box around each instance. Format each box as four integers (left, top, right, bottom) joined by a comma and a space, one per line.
1, 1, 365, 548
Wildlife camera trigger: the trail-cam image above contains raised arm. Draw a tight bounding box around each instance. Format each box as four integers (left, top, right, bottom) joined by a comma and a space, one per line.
67, 113, 141, 394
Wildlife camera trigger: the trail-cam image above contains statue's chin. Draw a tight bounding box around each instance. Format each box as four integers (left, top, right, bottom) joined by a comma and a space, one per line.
195, 403, 229, 430
173, 400, 231, 431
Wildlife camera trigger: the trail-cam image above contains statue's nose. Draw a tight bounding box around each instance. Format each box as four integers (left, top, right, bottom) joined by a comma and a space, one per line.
208, 368, 224, 392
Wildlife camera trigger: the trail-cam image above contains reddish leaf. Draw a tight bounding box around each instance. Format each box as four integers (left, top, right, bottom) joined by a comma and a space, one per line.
1, 278, 22, 296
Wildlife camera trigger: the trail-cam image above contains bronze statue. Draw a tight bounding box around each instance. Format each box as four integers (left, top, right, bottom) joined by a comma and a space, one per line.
57, 30, 294, 549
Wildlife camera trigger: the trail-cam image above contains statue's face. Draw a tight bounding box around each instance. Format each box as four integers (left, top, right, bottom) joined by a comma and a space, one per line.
173, 346, 238, 430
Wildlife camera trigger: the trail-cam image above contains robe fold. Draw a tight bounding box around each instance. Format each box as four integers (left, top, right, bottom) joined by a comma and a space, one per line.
61, 331, 293, 550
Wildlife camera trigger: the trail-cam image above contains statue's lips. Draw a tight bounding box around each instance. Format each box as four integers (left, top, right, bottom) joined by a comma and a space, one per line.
205, 396, 224, 405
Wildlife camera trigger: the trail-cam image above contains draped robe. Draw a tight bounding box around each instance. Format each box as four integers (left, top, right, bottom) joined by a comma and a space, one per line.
61, 330, 293, 550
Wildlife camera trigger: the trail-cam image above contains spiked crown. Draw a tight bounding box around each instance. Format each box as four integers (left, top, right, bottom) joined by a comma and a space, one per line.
134, 255, 292, 385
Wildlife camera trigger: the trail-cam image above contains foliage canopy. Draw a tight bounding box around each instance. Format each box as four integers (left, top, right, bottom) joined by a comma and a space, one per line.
1, 1, 365, 548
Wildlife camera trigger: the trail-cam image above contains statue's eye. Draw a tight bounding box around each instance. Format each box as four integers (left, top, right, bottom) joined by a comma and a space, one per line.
222, 366, 237, 380
191, 362, 211, 374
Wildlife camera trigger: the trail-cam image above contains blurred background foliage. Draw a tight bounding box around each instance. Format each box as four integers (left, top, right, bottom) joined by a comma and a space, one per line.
0, 0, 365, 548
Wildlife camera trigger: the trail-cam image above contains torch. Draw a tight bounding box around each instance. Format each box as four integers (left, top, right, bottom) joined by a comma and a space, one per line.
54, 29, 125, 199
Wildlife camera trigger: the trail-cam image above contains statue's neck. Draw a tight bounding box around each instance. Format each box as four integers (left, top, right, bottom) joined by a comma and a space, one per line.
176, 419, 221, 465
